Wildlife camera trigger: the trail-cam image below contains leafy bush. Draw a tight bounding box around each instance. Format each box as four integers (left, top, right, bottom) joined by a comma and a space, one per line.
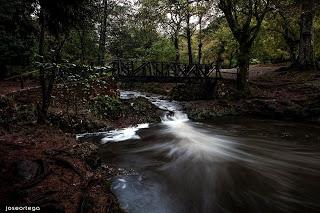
90, 96, 122, 120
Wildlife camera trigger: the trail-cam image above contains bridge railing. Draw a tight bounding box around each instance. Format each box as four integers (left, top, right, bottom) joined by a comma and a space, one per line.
111, 59, 221, 81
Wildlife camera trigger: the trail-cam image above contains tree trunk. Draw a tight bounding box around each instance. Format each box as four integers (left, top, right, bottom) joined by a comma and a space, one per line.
78, 29, 85, 64
280, 12, 299, 64
288, 43, 297, 64
282, 30, 298, 63
215, 42, 225, 72
37, 4, 59, 123
98, 0, 108, 66
297, 0, 315, 70
198, 42, 202, 64
229, 51, 235, 68
186, 12, 193, 64
237, 44, 250, 91
174, 34, 180, 63
198, 15, 203, 64
38, 5, 47, 123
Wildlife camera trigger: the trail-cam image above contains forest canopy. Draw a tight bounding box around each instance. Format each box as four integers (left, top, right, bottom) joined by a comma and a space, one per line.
0, 0, 319, 77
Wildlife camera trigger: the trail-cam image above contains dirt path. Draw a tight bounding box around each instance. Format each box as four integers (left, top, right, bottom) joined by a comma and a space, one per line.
220, 64, 286, 80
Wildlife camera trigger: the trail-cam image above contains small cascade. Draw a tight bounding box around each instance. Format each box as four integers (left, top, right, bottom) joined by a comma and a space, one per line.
161, 111, 189, 123
77, 90, 187, 143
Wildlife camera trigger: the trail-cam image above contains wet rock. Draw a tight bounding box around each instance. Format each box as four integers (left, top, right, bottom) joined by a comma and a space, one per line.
166, 111, 175, 117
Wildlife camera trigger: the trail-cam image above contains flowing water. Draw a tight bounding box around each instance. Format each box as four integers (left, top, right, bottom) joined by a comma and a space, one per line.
77, 91, 320, 213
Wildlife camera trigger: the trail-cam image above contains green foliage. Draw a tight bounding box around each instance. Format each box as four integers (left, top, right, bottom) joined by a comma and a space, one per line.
90, 96, 122, 120
145, 38, 176, 62
107, 10, 160, 60
1, 0, 319, 79
252, 21, 289, 63
202, 20, 238, 66
41, 0, 93, 37
314, 15, 320, 60
52, 63, 116, 113
62, 29, 99, 65
0, 0, 36, 70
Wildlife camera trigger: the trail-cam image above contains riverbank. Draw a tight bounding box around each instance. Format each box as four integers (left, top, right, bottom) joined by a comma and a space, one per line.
179, 70, 320, 123
0, 83, 162, 212
119, 70, 320, 123
0, 124, 122, 212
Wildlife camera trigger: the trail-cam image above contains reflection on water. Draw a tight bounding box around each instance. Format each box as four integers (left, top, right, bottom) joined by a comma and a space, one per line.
80, 91, 320, 213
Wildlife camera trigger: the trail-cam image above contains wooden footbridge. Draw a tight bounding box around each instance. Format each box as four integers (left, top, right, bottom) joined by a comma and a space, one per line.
111, 59, 223, 83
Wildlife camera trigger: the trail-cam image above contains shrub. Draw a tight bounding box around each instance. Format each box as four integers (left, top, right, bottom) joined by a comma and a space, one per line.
90, 96, 122, 120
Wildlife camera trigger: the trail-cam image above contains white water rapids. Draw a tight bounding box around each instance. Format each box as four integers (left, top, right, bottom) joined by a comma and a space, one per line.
77, 91, 320, 213
77, 91, 188, 143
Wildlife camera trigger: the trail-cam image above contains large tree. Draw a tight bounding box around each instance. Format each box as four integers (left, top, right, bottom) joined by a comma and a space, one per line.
37, 0, 93, 122
268, 1, 300, 64
167, 1, 184, 63
180, 0, 196, 64
297, 0, 316, 70
195, 0, 214, 64
98, 0, 112, 66
218, 0, 272, 91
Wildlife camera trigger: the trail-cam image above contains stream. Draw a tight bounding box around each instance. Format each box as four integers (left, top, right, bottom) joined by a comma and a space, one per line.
77, 91, 320, 213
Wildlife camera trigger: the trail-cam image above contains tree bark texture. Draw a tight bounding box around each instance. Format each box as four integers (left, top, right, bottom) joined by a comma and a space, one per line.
38, 5, 47, 123
297, 0, 315, 69
98, 0, 108, 66
198, 15, 203, 64
237, 44, 250, 91
186, 12, 193, 64
174, 34, 180, 63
